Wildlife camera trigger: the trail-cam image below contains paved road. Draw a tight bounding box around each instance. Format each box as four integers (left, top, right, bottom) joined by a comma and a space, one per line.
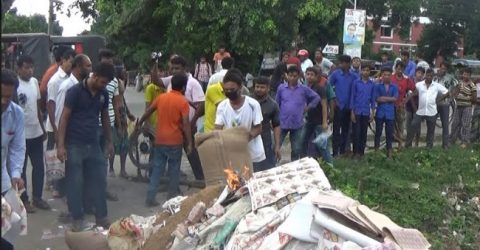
17, 85, 444, 249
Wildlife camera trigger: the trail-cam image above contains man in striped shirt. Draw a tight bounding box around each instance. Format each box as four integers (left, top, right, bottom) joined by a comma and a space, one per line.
450, 68, 477, 147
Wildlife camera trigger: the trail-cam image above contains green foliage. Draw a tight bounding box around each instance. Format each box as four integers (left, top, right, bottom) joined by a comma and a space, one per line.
324, 146, 480, 249
2, 9, 63, 35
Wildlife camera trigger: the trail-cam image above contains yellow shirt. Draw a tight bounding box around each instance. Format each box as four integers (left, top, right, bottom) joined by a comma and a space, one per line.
144, 83, 165, 127
204, 82, 226, 132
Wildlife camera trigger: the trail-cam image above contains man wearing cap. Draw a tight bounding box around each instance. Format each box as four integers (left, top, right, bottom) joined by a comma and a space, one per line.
298, 49, 313, 74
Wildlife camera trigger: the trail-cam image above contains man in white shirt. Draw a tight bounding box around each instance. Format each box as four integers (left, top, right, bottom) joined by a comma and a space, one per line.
298, 49, 313, 74
46, 48, 75, 149
214, 69, 266, 167
314, 48, 335, 77
15, 55, 50, 212
208, 57, 234, 86
48, 54, 92, 198
158, 56, 206, 180
405, 69, 449, 148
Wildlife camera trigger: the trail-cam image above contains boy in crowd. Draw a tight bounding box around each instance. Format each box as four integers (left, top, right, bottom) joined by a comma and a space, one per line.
450, 68, 477, 147
215, 69, 266, 170
373, 68, 398, 157
276, 65, 320, 161
329, 55, 358, 157
137, 73, 192, 206
434, 62, 458, 148
405, 67, 425, 147
16, 55, 49, 212
350, 65, 376, 159
350, 57, 361, 77
405, 69, 449, 148
302, 66, 333, 164
391, 61, 415, 147
252, 77, 281, 171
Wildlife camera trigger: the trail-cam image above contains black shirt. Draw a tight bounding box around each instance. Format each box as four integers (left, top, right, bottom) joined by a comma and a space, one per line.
65, 79, 109, 145
255, 95, 280, 147
306, 82, 327, 125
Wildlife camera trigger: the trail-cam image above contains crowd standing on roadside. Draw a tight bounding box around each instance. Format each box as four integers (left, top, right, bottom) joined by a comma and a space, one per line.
1, 45, 479, 247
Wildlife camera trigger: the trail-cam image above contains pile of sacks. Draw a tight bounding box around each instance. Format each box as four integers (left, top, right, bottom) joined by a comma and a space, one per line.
142, 157, 431, 250
65, 157, 431, 250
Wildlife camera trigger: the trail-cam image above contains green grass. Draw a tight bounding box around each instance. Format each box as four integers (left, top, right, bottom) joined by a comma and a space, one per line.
322, 144, 480, 250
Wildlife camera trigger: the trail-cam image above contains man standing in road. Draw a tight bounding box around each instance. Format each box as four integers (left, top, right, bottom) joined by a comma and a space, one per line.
16, 55, 50, 213
2, 69, 26, 249
298, 49, 313, 74
46, 48, 76, 151
137, 73, 192, 205
434, 62, 458, 148
314, 48, 335, 77
252, 76, 281, 171
213, 46, 231, 73
400, 51, 417, 79
157, 56, 205, 181
50, 54, 92, 198
57, 62, 114, 232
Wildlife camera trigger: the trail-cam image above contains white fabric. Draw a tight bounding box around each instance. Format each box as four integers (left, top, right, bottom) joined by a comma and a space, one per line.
317, 58, 334, 75
300, 58, 314, 73
215, 96, 266, 162
55, 74, 79, 128
161, 74, 205, 121
17, 77, 43, 139
46, 67, 68, 132
208, 69, 228, 86
415, 81, 448, 116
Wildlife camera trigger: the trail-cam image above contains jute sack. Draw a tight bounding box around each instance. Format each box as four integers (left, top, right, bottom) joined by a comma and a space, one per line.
195, 127, 253, 186
65, 230, 110, 250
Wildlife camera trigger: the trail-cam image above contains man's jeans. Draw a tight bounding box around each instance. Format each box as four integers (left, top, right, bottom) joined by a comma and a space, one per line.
437, 104, 450, 147
20, 135, 45, 203
146, 145, 183, 202
300, 121, 332, 163
406, 114, 436, 148
352, 115, 369, 155
374, 117, 394, 150
280, 128, 302, 161
65, 143, 107, 220
406, 111, 421, 145
253, 143, 276, 172
333, 107, 351, 156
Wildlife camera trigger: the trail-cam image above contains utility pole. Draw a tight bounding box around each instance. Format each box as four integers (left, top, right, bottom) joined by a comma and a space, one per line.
47, 0, 53, 35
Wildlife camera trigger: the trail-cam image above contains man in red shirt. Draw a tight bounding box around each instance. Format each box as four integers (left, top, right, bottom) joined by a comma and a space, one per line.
391, 61, 415, 147
136, 73, 192, 206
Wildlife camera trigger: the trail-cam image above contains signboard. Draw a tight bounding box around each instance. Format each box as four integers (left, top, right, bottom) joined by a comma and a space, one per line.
344, 44, 362, 58
322, 44, 339, 55
343, 9, 366, 46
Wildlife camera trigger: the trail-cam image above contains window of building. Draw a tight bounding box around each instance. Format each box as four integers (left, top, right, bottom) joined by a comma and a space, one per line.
380, 44, 393, 51
380, 25, 393, 38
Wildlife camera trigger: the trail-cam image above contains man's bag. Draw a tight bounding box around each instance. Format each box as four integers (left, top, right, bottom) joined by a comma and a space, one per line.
45, 148, 65, 181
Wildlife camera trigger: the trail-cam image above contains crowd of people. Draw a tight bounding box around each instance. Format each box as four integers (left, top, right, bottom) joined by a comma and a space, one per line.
1, 46, 479, 245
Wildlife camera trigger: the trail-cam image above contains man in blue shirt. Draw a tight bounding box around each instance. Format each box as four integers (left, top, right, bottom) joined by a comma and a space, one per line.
401, 51, 416, 79
57, 62, 114, 232
2, 69, 26, 248
329, 55, 358, 157
350, 66, 375, 159
374, 67, 399, 158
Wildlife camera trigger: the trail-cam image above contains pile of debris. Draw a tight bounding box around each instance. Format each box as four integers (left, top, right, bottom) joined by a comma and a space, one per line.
88, 158, 430, 250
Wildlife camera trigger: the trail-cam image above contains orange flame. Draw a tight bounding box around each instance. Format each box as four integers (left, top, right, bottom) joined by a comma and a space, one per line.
224, 168, 240, 190
242, 165, 251, 181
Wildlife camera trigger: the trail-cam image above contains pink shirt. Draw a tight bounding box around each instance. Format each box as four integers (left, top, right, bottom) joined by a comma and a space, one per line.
161, 74, 205, 121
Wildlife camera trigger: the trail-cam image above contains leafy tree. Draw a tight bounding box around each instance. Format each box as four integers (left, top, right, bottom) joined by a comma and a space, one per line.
2, 8, 63, 35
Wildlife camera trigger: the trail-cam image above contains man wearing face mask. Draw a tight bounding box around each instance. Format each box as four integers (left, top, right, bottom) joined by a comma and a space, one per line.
214, 69, 266, 169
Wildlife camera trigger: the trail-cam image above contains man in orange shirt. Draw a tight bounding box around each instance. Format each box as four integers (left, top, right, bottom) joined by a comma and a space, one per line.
213, 46, 231, 73
136, 73, 192, 206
